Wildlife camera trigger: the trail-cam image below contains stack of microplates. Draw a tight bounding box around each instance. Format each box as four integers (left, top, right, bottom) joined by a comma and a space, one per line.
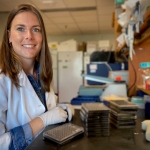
80, 103, 110, 137
108, 100, 138, 129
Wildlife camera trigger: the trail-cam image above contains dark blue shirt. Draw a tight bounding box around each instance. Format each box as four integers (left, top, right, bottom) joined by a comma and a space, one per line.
27, 64, 47, 111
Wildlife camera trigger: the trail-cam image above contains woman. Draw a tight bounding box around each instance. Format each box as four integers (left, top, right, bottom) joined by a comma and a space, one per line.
0, 4, 74, 150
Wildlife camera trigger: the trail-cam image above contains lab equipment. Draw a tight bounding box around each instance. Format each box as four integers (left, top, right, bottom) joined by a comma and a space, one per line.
108, 100, 138, 114
78, 85, 103, 96
118, 0, 144, 60
71, 95, 100, 105
128, 19, 136, 60
109, 100, 138, 129
86, 63, 128, 85
82, 74, 128, 101
43, 123, 84, 145
80, 103, 110, 137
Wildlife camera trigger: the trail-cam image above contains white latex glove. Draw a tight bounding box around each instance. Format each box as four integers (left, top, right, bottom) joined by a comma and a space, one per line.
39, 107, 68, 127
57, 103, 75, 121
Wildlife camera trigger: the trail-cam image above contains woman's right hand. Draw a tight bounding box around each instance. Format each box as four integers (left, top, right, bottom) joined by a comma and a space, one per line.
39, 107, 68, 127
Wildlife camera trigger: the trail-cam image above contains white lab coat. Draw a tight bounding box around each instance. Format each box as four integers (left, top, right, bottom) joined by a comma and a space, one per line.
0, 70, 57, 150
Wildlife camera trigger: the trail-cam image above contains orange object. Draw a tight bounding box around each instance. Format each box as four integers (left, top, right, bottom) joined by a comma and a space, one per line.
146, 79, 150, 90
115, 76, 122, 81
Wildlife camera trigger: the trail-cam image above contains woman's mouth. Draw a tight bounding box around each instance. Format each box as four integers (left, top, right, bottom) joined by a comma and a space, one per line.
22, 44, 35, 48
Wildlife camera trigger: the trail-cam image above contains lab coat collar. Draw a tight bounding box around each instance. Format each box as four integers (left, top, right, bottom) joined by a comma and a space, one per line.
17, 68, 51, 110
18, 61, 40, 86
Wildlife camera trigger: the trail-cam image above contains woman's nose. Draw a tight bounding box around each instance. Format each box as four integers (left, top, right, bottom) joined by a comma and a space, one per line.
25, 30, 33, 40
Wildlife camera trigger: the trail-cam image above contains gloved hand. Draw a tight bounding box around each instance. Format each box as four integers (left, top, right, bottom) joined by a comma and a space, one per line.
39, 107, 68, 127
57, 103, 75, 121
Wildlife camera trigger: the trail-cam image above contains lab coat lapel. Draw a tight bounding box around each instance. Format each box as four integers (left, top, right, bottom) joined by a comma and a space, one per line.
18, 70, 45, 119
18, 70, 38, 98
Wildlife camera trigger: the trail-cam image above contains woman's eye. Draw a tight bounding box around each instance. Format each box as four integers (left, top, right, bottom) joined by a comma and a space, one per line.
17, 27, 25, 32
33, 28, 41, 32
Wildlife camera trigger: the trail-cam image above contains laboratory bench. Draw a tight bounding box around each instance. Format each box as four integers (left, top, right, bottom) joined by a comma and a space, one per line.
25, 109, 150, 150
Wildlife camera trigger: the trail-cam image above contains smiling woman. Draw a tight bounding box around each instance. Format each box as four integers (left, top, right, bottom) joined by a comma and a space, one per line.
1, 3, 52, 90
8, 11, 43, 76
9, 11, 42, 68
0, 3, 74, 150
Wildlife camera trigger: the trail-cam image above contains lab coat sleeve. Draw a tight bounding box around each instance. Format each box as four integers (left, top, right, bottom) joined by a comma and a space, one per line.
0, 132, 11, 150
0, 76, 11, 149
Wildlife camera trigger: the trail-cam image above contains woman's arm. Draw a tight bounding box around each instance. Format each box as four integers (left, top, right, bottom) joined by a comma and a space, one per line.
29, 117, 44, 137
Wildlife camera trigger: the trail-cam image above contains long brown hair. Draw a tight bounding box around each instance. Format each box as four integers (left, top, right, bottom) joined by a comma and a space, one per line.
0, 4, 53, 92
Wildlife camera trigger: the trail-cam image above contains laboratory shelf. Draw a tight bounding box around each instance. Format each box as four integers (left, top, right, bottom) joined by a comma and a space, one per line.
137, 86, 150, 95
134, 28, 150, 45
115, 8, 150, 51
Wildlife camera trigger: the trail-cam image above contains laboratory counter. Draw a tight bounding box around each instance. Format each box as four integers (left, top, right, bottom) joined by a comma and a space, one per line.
26, 109, 150, 150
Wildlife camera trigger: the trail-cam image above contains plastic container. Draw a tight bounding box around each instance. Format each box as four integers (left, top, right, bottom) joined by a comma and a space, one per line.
137, 62, 150, 89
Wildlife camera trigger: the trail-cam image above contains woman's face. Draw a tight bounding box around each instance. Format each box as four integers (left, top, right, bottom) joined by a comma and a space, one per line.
9, 11, 43, 62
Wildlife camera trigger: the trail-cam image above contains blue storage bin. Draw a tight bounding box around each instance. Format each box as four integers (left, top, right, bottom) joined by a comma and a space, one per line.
71, 96, 101, 105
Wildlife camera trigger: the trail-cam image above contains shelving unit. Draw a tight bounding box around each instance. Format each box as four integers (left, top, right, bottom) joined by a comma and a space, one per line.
114, 7, 150, 53
113, 8, 128, 53
134, 9, 150, 45
128, 8, 150, 96
112, 3, 150, 96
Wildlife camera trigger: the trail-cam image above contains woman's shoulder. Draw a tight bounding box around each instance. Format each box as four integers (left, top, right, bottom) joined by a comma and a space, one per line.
0, 71, 11, 82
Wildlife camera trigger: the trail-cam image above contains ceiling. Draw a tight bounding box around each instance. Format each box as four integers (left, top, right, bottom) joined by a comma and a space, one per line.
0, 0, 115, 36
